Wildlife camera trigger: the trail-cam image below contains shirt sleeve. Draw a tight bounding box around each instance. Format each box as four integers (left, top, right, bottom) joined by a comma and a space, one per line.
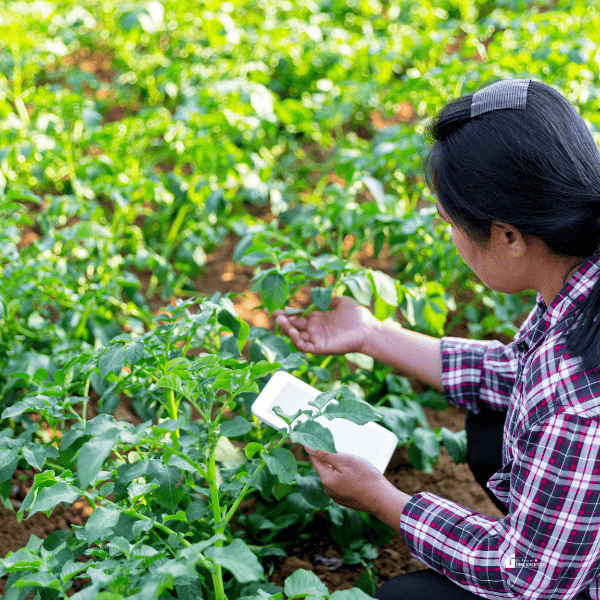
400, 412, 600, 599
441, 337, 519, 413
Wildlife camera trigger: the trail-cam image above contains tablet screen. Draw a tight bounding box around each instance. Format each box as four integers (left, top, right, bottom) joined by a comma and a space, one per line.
268, 381, 316, 419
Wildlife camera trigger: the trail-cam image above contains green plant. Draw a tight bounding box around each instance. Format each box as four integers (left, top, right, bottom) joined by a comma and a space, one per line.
2, 0, 598, 596
0, 296, 391, 599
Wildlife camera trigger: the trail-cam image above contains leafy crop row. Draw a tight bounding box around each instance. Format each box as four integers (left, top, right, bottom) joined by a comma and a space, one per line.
1, 0, 599, 598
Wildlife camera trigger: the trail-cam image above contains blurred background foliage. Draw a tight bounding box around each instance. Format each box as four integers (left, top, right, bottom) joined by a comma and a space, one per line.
0, 0, 599, 407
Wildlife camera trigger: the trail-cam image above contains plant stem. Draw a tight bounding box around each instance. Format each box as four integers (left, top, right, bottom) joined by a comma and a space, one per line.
137, 367, 160, 383
67, 406, 83, 422
45, 460, 66, 473
222, 437, 282, 526
166, 388, 180, 439
206, 441, 226, 599
11, 48, 29, 126
212, 565, 226, 600
82, 375, 91, 424
165, 204, 190, 256
168, 447, 209, 480
105, 295, 153, 327
222, 461, 266, 526
207, 445, 222, 528
309, 355, 333, 386
181, 322, 200, 359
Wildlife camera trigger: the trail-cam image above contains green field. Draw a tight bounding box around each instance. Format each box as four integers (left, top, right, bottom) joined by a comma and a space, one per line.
1, 0, 599, 598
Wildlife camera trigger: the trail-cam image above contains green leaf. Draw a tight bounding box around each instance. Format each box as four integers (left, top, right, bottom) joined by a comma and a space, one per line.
128, 481, 154, 503
60, 560, 90, 583
24, 481, 79, 518
1, 547, 43, 570
180, 534, 227, 561
175, 578, 204, 600
99, 345, 125, 379
310, 287, 332, 311
311, 254, 345, 270
331, 588, 374, 600
155, 373, 189, 397
167, 454, 197, 473
273, 481, 293, 500
13, 571, 61, 590
125, 341, 144, 366
151, 465, 185, 512
352, 569, 378, 596
218, 309, 250, 352
322, 398, 380, 426
162, 510, 187, 523
233, 235, 254, 262
85, 414, 119, 436
342, 274, 373, 306
220, 416, 253, 437
362, 176, 386, 208
260, 272, 289, 314
421, 295, 448, 336
441, 427, 467, 464
75, 221, 113, 239
408, 428, 441, 473
205, 538, 263, 583
22, 444, 47, 471
296, 473, 329, 510
85, 506, 121, 544
283, 569, 329, 599
263, 447, 297, 485
309, 386, 357, 410
245, 442, 265, 459
186, 500, 209, 522
240, 250, 269, 266
107, 536, 132, 556
2, 401, 32, 419
77, 428, 120, 489
18, 471, 56, 516
369, 270, 398, 321
0, 448, 18, 484
290, 420, 336, 453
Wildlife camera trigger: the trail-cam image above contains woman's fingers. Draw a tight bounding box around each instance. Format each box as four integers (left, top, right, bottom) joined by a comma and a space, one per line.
274, 312, 308, 330
275, 315, 316, 352
304, 447, 386, 513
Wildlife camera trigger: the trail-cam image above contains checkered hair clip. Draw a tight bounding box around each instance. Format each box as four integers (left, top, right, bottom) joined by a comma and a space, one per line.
471, 79, 531, 117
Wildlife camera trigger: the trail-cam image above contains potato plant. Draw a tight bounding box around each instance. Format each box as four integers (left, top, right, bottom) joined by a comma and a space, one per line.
1, 0, 599, 597
0, 296, 389, 599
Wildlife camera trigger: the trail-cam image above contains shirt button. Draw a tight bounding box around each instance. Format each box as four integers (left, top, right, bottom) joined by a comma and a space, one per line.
517, 341, 529, 353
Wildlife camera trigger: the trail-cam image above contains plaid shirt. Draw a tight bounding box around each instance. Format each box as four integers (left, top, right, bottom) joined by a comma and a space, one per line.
400, 255, 600, 599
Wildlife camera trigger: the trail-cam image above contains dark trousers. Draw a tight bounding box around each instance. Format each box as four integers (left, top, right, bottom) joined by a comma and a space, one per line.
374, 405, 588, 599
465, 403, 508, 516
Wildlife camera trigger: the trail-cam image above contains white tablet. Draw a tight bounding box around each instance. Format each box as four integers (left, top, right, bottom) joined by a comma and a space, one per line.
251, 371, 398, 474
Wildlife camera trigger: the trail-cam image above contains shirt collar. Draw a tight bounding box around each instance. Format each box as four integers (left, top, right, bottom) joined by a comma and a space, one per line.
540, 254, 600, 325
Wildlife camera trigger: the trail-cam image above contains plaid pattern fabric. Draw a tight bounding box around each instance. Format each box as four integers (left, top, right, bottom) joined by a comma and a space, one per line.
400, 255, 600, 599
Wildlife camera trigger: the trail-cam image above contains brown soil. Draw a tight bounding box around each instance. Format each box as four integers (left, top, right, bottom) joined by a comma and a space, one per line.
1, 232, 505, 596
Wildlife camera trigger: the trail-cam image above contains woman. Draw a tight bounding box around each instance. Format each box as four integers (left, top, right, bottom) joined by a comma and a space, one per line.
274, 80, 600, 599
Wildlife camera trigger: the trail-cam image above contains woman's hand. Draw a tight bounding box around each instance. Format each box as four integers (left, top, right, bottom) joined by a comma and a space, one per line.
305, 447, 412, 529
273, 296, 376, 355
305, 447, 387, 513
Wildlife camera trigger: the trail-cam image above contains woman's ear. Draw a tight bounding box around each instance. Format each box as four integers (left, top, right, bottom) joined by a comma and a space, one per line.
491, 222, 527, 257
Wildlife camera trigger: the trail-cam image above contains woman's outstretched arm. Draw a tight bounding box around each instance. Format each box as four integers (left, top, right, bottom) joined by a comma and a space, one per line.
274, 296, 442, 392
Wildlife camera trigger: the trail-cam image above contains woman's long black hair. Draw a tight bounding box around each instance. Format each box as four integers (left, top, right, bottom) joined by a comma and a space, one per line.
424, 80, 600, 370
